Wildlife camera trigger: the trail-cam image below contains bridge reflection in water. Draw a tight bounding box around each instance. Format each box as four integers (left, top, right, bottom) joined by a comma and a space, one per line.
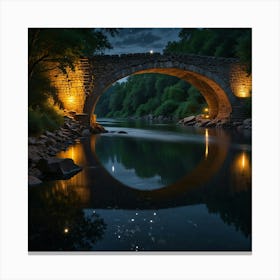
32, 128, 251, 211
29, 127, 252, 250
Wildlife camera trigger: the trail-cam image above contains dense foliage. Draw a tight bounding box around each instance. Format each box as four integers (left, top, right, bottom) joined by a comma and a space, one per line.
164, 28, 251, 73
28, 28, 117, 134
96, 28, 251, 120
95, 74, 206, 119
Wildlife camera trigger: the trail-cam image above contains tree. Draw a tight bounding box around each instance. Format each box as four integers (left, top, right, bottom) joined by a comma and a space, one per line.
164, 28, 252, 71
28, 28, 118, 80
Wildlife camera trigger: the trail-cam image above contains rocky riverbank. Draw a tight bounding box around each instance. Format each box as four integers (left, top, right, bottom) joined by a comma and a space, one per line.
177, 115, 252, 130
28, 116, 106, 186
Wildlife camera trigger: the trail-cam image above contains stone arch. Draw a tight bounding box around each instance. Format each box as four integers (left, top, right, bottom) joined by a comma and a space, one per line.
85, 61, 234, 123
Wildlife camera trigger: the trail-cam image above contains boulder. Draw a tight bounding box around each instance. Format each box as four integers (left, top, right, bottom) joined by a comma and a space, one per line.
182, 116, 196, 124
90, 123, 108, 134
184, 121, 196, 126
28, 176, 42, 186
38, 158, 82, 179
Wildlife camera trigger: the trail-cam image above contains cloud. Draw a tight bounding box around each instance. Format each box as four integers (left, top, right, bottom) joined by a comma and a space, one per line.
105, 28, 180, 54
114, 32, 161, 47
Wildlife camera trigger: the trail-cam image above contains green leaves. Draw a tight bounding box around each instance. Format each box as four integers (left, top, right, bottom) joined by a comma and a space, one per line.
95, 74, 207, 119
29, 28, 116, 78
164, 28, 252, 71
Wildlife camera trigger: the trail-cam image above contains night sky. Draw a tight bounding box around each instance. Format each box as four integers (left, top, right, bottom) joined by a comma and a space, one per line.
104, 28, 181, 55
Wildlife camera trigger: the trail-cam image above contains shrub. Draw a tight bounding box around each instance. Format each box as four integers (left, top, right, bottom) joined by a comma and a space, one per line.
28, 103, 64, 136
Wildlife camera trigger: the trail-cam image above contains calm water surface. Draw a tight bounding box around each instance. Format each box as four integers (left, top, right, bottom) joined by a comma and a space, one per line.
28, 118, 252, 251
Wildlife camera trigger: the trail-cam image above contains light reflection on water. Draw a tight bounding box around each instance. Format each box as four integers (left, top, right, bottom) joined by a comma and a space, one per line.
29, 120, 252, 251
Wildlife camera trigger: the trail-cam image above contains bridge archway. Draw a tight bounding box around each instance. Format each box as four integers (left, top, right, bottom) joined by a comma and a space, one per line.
85, 60, 235, 124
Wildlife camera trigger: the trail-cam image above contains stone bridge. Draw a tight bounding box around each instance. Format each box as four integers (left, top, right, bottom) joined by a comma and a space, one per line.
47, 53, 251, 126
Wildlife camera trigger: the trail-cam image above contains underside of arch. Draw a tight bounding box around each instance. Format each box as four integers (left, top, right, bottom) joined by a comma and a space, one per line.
134, 68, 232, 119
86, 66, 232, 124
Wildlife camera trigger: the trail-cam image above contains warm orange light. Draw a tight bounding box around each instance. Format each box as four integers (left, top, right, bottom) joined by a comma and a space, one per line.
204, 107, 209, 113
47, 60, 87, 113
241, 153, 246, 169
236, 85, 251, 98
205, 129, 209, 158
68, 96, 75, 103
64, 228, 69, 234
236, 152, 249, 171
231, 151, 251, 192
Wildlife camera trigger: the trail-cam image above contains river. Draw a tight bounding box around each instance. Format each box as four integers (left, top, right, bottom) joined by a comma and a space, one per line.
28, 118, 252, 251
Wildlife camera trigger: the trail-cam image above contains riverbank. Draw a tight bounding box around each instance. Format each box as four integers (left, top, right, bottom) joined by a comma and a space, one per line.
177, 115, 252, 130
124, 114, 251, 130
28, 116, 108, 186
28, 114, 251, 186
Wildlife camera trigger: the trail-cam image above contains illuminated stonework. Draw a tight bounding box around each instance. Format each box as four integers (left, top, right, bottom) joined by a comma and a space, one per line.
47, 58, 93, 113
44, 53, 251, 125
230, 64, 252, 98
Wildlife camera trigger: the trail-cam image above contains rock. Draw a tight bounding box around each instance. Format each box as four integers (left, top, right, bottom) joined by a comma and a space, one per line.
28, 168, 42, 178
183, 116, 196, 124
28, 146, 42, 164
28, 137, 37, 145
68, 111, 77, 117
205, 121, 216, 128
90, 123, 108, 134
28, 176, 42, 186
35, 140, 46, 146
82, 129, 91, 136
117, 131, 127, 134
243, 118, 252, 126
37, 158, 82, 179
39, 135, 48, 141
184, 121, 196, 126
45, 137, 57, 146
199, 120, 211, 127
44, 130, 55, 138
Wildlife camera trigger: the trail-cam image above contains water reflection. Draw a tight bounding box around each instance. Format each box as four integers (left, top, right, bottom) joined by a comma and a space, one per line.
94, 128, 229, 192
231, 151, 251, 193
28, 122, 252, 251
205, 128, 209, 158
29, 185, 106, 251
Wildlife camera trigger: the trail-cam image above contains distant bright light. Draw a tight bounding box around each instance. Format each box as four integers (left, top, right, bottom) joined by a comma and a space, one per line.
112, 165, 115, 172
64, 228, 69, 234
150, 50, 154, 54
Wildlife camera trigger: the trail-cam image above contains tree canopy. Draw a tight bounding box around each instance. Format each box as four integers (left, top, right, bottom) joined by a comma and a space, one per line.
28, 28, 118, 79
164, 28, 251, 73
